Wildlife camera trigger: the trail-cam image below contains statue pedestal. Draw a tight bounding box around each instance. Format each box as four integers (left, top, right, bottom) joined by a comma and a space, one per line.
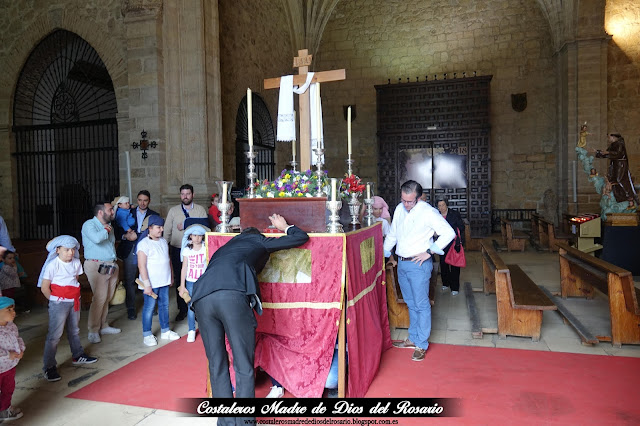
237, 197, 328, 233
604, 213, 639, 227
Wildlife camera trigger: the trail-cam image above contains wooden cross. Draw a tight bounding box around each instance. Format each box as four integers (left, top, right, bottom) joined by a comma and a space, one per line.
264, 49, 346, 171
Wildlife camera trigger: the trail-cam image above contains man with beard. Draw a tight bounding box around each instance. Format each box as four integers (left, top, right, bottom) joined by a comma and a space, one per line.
81, 202, 120, 344
164, 184, 207, 321
114, 190, 159, 320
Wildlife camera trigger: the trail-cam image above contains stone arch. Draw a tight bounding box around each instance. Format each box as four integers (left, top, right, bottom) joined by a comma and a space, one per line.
235, 93, 276, 191
0, 10, 127, 123
0, 7, 128, 235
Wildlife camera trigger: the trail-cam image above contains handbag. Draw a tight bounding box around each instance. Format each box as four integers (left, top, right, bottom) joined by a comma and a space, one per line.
110, 281, 126, 305
444, 229, 466, 268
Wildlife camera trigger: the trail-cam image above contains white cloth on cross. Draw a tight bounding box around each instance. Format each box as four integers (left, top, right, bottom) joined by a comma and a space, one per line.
309, 82, 324, 165
276, 73, 324, 165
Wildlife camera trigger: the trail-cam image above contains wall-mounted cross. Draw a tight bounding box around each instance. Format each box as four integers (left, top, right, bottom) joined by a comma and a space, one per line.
132, 130, 157, 159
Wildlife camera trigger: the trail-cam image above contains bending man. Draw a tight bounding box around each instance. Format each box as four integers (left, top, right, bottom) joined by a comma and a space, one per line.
191, 214, 308, 426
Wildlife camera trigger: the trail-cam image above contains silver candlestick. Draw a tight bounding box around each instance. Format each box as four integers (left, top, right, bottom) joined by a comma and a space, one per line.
313, 147, 326, 197
347, 192, 361, 228
246, 150, 257, 198
346, 155, 354, 176
216, 202, 232, 233
290, 154, 298, 173
363, 197, 375, 226
326, 200, 344, 233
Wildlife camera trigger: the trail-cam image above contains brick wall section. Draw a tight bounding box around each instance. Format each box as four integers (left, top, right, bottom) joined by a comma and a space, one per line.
606, 0, 640, 184
218, 0, 293, 183
314, 0, 557, 210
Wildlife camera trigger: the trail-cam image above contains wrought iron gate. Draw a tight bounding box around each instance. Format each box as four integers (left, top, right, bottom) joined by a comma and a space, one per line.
12, 30, 119, 240
235, 93, 276, 191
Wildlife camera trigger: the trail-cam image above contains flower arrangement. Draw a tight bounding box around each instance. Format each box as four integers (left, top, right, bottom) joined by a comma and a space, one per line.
340, 173, 365, 198
250, 169, 327, 198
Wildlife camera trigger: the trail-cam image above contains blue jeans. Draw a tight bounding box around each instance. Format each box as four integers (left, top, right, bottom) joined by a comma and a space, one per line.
324, 346, 340, 389
142, 286, 170, 336
43, 301, 84, 371
186, 280, 196, 331
397, 258, 433, 350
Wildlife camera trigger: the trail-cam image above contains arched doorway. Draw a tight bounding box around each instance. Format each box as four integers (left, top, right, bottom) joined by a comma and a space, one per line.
235, 93, 276, 191
12, 29, 119, 240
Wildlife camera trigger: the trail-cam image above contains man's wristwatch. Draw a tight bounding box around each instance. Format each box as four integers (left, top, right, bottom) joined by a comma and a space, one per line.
426, 249, 433, 256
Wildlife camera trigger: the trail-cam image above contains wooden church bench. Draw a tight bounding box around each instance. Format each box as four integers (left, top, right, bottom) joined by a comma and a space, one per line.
481, 242, 557, 341
463, 219, 483, 251
539, 217, 571, 252
500, 218, 527, 252
556, 242, 640, 347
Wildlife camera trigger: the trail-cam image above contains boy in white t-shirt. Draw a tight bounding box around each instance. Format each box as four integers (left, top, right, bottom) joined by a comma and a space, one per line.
38, 236, 98, 382
178, 224, 209, 343
137, 216, 180, 346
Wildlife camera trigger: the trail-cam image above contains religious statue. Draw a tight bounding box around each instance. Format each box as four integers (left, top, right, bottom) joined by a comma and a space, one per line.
589, 133, 639, 206
577, 122, 588, 148
575, 125, 638, 220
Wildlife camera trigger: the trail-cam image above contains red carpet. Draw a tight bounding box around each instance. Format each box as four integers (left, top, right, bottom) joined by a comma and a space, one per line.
67, 339, 640, 425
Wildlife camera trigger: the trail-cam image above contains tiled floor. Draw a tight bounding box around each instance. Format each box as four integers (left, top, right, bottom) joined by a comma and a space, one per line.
9, 245, 640, 425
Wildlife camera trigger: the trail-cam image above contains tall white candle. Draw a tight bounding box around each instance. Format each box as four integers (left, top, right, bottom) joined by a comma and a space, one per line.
366, 182, 371, 199
331, 178, 337, 202
222, 182, 228, 204
292, 111, 296, 158
347, 106, 352, 155
247, 88, 253, 149
316, 83, 322, 149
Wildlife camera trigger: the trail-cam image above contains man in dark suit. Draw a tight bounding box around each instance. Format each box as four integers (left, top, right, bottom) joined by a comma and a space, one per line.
114, 190, 159, 320
191, 214, 308, 425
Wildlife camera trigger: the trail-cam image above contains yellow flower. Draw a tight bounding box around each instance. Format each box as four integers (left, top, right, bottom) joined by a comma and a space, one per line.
298, 192, 303, 197
278, 191, 285, 197
285, 173, 291, 179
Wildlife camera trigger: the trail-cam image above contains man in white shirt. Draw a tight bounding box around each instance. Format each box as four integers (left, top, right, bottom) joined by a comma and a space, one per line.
383, 180, 455, 361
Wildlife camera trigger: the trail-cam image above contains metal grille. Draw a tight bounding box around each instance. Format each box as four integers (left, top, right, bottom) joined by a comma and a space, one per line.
375, 76, 492, 236
12, 30, 118, 240
235, 93, 276, 190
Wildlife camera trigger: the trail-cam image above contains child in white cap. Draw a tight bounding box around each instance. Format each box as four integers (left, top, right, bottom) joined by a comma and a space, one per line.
38, 236, 98, 382
179, 223, 209, 343
137, 216, 180, 346
0, 297, 24, 421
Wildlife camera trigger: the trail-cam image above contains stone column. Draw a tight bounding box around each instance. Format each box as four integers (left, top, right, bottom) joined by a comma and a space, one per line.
122, 2, 166, 208
557, 36, 609, 216
162, 0, 223, 207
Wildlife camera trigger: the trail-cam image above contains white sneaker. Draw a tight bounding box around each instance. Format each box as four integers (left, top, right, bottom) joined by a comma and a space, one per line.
143, 335, 158, 346
160, 330, 180, 340
100, 326, 121, 335
187, 330, 196, 343
88, 333, 101, 343
451, 291, 459, 296
266, 386, 284, 398
441, 286, 449, 292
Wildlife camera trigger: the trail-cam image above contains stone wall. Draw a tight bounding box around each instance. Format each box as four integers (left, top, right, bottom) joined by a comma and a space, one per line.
218, 0, 293, 185
0, 0, 128, 235
314, 0, 557, 210
606, 0, 640, 183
